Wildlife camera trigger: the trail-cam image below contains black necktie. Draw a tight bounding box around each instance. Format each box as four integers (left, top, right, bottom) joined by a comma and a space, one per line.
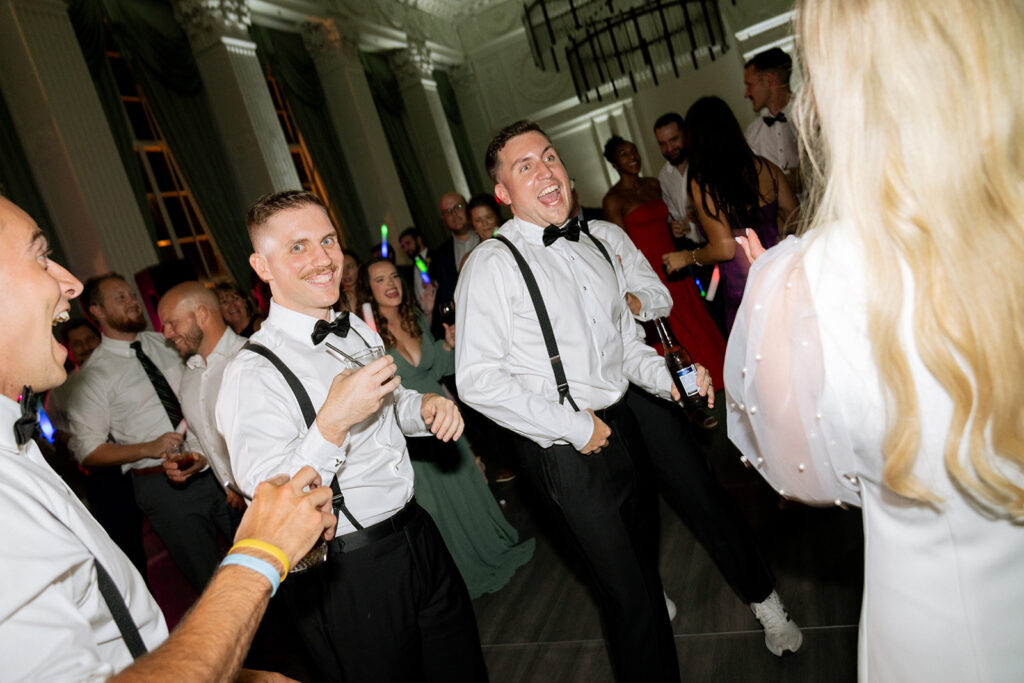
763, 111, 787, 127
311, 312, 351, 345
130, 341, 183, 429
14, 386, 39, 446
543, 215, 589, 247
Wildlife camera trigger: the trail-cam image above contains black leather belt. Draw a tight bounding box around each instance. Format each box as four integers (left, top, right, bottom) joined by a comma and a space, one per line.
328, 498, 419, 554
593, 395, 629, 424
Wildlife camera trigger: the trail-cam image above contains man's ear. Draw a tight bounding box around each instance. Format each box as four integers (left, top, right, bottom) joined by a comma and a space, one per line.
494, 183, 511, 206
195, 304, 210, 327
249, 253, 271, 283
87, 303, 103, 325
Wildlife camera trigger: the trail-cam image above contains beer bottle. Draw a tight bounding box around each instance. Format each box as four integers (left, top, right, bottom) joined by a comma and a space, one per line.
654, 317, 703, 407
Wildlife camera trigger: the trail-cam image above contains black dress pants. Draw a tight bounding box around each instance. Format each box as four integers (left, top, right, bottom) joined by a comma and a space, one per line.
275, 503, 487, 683
512, 400, 679, 683
132, 468, 234, 591
625, 385, 775, 604
86, 466, 147, 578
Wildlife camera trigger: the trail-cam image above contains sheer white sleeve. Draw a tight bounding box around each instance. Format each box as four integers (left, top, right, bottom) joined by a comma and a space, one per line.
724, 237, 861, 507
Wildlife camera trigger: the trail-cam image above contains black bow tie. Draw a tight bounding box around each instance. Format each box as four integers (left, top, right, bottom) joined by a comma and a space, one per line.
763, 112, 788, 127
14, 386, 39, 446
542, 216, 589, 247
311, 313, 351, 345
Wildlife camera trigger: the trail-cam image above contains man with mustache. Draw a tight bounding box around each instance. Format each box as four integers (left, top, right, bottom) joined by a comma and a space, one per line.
456, 120, 713, 681
216, 190, 486, 681
158, 281, 247, 525
67, 273, 233, 591
0, 193, 336, 679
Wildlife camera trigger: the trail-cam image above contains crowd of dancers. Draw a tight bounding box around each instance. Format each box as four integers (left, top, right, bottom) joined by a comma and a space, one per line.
2, 0, 1022, 680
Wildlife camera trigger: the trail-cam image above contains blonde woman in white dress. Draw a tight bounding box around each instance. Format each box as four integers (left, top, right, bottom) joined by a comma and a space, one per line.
725, 0, 1024, 680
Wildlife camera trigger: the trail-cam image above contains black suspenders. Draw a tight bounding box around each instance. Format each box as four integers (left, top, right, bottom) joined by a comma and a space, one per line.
242, 341, 364, 531
493, 230, 614, 413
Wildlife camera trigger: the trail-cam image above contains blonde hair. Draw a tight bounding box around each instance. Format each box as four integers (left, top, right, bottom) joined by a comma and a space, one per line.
794, 0, 1024, 512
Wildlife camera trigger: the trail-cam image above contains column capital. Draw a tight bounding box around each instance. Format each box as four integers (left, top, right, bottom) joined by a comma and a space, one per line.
446, 61, 476, 89
301, 18, 360, 63
389, 41, 435, 88
172, 0, 252, 53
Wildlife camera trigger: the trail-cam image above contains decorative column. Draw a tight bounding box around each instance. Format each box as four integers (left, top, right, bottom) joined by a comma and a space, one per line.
172, 0, 299, 203
303, 18, 413, 236
0, 0, 157, 281
390, 42, 470, 201
448, 62, 493, 192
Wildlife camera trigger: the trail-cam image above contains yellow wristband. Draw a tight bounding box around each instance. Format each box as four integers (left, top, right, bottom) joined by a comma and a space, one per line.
230, 539, 289, 580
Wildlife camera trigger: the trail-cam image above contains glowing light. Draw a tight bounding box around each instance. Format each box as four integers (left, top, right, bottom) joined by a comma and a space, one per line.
36, 400, 55, 444
380, 225, 389, 259
705, 264, 721, 301
414, 256, 431, 285
361, 302, 377, 332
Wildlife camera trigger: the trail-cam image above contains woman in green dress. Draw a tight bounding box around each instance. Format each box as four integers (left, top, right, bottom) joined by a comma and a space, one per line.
356, 258, 534, 598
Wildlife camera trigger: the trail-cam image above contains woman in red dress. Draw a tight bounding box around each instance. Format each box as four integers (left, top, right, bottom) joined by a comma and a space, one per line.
601, 135, 725, 395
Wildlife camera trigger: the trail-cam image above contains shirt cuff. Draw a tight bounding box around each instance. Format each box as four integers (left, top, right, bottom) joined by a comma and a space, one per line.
298, 419, 349, 482
566, 410, 597, 451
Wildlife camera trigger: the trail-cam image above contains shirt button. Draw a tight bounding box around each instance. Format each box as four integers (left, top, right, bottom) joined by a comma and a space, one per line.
591, 318, 597, 324
582, 285, 588, 291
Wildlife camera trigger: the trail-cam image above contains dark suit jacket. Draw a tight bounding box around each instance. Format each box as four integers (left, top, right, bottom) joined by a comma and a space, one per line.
427, 238, 459, 339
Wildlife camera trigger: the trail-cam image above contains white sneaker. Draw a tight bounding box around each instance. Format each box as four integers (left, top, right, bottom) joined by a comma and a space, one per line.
664, 592, 677, 621
751, 591, 802, 656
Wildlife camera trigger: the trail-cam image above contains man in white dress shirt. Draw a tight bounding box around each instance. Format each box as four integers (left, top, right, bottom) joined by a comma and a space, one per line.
0, 193, 337, 680
158, 281, 247, 524
67, 273, 233, 590
653, 112, 725, 332
654, 111, 703, 246
216, 190, 486, 682
743, 48, 801, 195
456, 120, 712, 682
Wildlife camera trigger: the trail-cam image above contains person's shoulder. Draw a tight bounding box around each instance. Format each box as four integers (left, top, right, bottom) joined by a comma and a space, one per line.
587, 217, 629, 243
745, 114, 763, 138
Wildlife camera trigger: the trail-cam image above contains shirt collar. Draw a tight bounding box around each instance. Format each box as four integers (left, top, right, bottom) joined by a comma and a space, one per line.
264, 300, 343, 348
0, 395, 24, 453
98, 334, 140, 358
510, 216, 549, 246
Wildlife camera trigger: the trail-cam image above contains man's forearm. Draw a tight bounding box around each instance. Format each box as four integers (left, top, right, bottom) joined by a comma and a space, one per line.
111, 564, 271, 682
82, 441, 152, 467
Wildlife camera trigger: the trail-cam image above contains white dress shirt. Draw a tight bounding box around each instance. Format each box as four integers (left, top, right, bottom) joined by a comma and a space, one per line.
180, 327, 246, 490
454, 216, 673, 451
0, 397, 168, 680
744, 100, 799, 175
592, 219, 673, 321
658, 160, 705, 244
68, 332, 198, 473
216, 302, 431, 535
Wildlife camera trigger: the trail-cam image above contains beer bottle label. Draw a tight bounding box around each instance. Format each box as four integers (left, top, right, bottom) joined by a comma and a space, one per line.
675, 365, 699, 396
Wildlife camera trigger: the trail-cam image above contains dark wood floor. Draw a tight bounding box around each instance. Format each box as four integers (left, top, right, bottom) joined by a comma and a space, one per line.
473, 397, 865, 682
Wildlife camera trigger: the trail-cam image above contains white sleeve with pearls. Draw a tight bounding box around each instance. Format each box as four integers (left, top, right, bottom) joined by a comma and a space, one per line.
724, 237, 861, 507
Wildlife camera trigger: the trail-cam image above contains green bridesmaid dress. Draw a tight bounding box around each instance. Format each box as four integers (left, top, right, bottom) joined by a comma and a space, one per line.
393, 316, 534, 598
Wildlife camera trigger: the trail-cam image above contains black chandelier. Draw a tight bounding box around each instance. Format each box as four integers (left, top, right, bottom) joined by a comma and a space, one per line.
524, 0, 731, 102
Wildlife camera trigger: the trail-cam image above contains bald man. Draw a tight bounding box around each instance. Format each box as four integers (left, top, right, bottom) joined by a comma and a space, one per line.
158, 282, 246, 525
